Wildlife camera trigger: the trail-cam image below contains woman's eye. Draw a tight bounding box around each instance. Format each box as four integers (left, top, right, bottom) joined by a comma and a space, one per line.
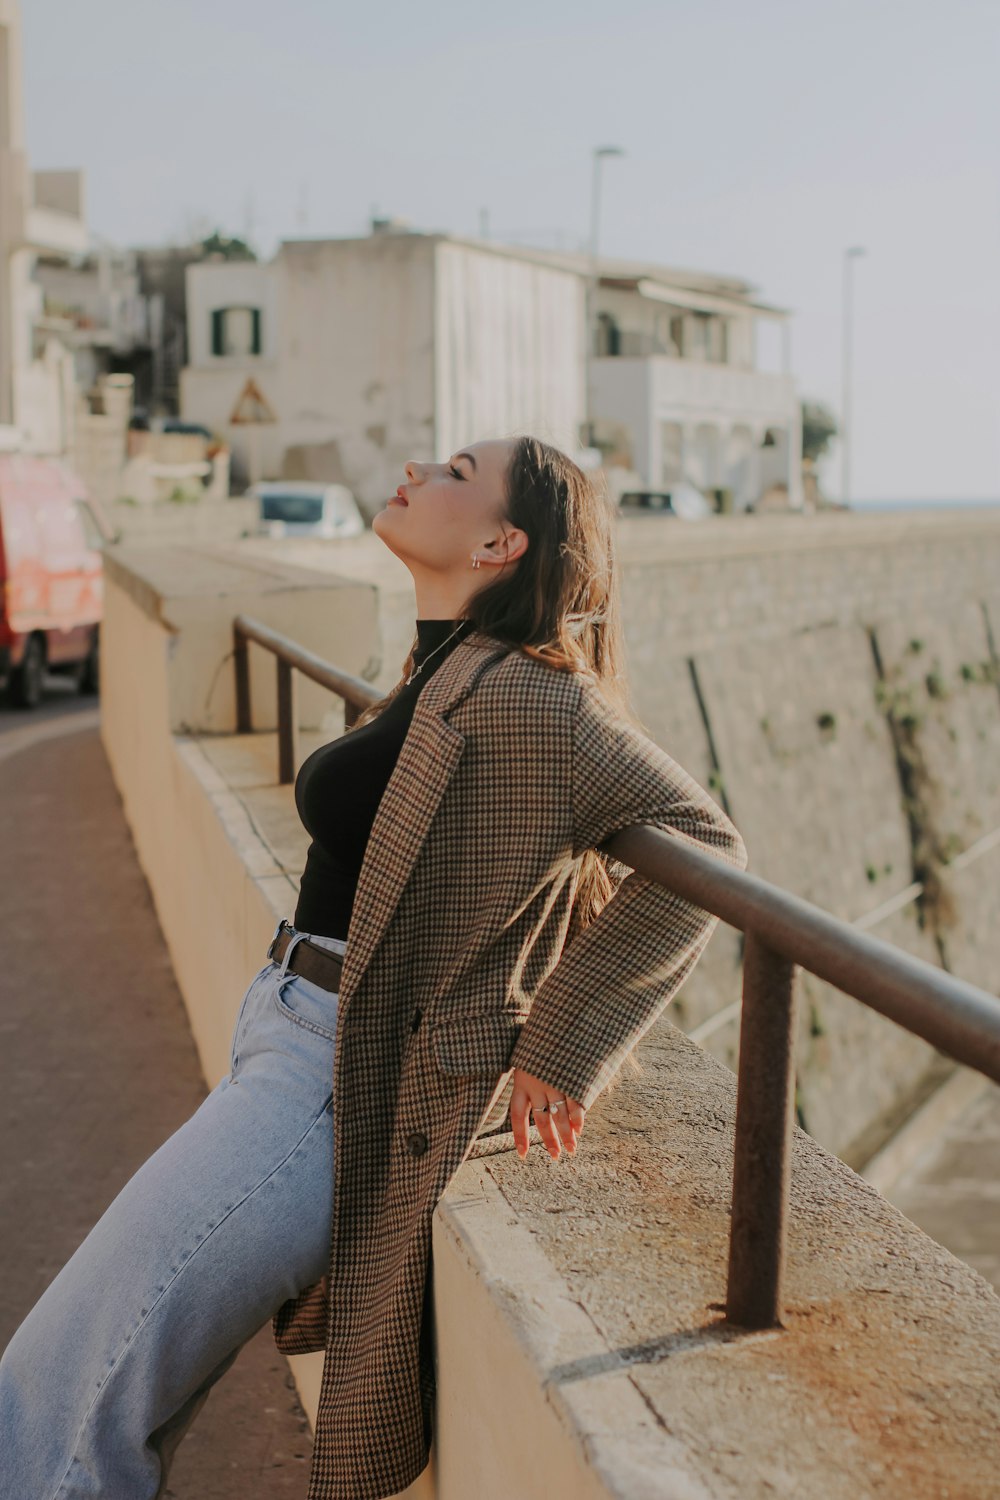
448, 464, 464, 480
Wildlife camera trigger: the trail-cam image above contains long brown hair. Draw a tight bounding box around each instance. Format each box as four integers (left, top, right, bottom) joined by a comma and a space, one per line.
464, 435, 637, 933
355, 434, 640, 935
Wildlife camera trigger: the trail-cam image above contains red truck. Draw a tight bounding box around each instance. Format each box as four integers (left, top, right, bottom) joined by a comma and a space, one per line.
0, 453, 115, 708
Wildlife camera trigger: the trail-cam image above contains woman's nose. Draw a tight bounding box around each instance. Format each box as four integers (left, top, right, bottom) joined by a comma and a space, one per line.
404, 460, 422, 482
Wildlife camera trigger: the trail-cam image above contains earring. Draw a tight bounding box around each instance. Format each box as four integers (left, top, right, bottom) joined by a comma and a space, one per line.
471, 553, 481, 570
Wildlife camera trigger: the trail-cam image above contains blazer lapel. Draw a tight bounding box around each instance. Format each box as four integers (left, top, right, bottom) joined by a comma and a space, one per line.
338, 630, 510, 1000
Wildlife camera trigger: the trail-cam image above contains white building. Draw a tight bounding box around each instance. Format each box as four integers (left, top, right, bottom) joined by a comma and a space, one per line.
181, 227, 585, 513
588, 258, 802, 510
1, 0, 91, 452
181, 224, 802, 515
32, 241, 163, 400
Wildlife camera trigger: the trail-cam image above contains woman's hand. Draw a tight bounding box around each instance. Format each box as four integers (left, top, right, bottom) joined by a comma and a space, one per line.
510, 1068, 586, 1160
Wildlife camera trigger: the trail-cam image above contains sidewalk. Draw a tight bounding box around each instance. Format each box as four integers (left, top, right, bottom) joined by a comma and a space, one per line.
0, 707, 312, 1497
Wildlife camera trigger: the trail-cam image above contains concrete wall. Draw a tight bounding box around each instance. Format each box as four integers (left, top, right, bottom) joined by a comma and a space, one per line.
279, 235, 438, 514
615, 508, 1000, 1164
99, 546, 383, 1449
71, 403, 128, 506
98, 531, 1000, 1500
106, 492, 257, 545
434, 239, 584, 459
102, 543, 379, 736
98, 547, 381, 1028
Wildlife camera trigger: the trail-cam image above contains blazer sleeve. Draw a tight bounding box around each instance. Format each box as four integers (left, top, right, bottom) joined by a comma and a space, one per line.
507, 672, 748, 1110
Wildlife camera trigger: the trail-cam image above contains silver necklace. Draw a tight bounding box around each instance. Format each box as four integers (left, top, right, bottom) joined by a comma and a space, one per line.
405, 620, 472, 685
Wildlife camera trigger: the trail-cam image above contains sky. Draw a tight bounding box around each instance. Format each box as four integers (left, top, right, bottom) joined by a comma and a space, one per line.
20, 0, 1000, 502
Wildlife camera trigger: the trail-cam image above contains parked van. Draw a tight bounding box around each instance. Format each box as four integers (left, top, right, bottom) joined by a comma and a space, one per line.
0, 453, 115, 709
250, 481, 364, 540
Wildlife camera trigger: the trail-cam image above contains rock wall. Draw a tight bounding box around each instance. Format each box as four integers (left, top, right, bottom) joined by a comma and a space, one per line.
615, 508, 1000, 1165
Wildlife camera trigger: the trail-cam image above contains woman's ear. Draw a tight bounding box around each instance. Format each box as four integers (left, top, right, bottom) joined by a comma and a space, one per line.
481, 527, 529, 566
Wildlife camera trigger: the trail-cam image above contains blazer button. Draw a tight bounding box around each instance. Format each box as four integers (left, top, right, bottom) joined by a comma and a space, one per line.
406, 1131, 429, 1157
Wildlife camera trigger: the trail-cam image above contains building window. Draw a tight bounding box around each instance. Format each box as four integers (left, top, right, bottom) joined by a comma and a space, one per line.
706, 317, 729, 364
211, 306, 262, 358
686, 314, 708, 361
595, 312, 621, 357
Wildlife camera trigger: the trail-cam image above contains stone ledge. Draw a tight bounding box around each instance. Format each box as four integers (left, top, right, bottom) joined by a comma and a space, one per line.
613, 505, 1000, 566
175, 729, 318, 888
433, 1023, 1000, 1499
102, 541, 360, 625
102, 541, 380, 736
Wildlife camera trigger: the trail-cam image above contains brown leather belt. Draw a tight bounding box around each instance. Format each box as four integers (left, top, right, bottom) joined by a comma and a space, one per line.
267, 919, 344, 993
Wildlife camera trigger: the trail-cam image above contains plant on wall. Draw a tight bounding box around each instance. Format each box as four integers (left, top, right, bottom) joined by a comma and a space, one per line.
869, 630, 958, 960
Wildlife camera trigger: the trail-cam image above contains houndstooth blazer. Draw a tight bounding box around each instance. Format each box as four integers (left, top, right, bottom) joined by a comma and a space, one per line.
272, 628, 748, 1500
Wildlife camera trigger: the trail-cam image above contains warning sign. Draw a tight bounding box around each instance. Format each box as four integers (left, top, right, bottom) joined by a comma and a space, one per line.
229, 377, 277, 426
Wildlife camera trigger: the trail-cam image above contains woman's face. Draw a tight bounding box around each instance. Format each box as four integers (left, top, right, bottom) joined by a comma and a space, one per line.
372, 438, 526, 578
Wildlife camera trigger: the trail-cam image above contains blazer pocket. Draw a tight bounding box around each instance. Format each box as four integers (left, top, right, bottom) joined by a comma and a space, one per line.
430, 1012, 525, 1079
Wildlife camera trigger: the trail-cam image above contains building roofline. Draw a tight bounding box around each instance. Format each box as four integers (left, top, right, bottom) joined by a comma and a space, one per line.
273, 228, 787, 315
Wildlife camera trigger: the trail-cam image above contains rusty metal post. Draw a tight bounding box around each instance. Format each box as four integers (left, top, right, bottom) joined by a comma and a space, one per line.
233, 623, 251, 733
276, 659, 298, 785
726, 928, 799, 1328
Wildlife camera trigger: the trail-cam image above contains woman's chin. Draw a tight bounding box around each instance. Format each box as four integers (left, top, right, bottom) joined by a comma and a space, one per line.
372, 507, 392, 540
371, 509, 407, 559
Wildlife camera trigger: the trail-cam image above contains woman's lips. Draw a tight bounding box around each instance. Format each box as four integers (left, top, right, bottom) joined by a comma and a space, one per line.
389, 487, 409, 507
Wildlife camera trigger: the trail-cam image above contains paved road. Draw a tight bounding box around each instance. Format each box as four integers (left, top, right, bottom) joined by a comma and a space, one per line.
888, 1081, 1000, 1293
0, 680, 313, 1497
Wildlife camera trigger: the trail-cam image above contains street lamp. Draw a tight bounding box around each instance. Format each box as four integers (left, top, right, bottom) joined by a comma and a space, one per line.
840, 245, 867, 505
586, 145, 625, 447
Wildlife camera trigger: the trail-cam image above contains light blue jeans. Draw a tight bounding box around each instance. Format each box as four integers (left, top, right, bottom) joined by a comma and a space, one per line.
0, 922, 345, 1500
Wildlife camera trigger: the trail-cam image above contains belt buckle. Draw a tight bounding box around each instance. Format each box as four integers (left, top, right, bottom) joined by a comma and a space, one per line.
267, 917, 289, 961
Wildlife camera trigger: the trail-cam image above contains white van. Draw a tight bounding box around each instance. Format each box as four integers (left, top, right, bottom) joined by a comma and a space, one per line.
251, 482, 364, 540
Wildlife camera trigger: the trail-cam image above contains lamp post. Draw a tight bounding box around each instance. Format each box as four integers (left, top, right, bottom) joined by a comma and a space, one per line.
586, 145, 625, 448
840, 245, 866, 505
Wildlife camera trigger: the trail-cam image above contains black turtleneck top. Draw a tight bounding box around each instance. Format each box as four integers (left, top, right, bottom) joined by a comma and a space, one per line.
292, 618, 474, 941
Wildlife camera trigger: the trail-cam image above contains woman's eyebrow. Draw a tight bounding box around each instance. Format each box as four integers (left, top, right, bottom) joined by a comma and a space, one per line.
454, 451, 477, 473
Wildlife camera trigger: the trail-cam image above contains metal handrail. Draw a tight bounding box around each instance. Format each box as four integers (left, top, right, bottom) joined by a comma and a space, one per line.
232, 614, 1000, 1331
233, 614, 380, 783
602, 825, 1000, 1328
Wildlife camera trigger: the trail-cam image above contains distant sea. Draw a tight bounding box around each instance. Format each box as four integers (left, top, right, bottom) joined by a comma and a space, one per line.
848, 497, 1000, 512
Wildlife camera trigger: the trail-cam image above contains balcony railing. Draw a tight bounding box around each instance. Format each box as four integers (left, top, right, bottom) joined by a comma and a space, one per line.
233, 613, 1000, 1330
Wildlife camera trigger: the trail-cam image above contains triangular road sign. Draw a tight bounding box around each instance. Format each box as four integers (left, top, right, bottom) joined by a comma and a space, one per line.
229, 377, 277, 425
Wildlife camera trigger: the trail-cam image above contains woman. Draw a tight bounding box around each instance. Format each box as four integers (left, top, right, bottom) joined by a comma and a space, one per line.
0, 435, 748, 1500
